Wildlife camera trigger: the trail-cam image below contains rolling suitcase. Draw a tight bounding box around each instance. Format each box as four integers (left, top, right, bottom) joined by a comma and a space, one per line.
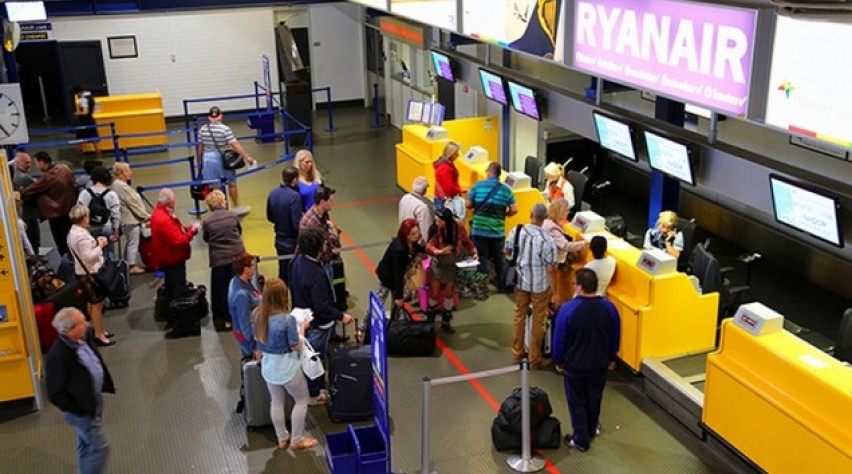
139, 236, 158, 272
34, 302, 58, 353
45, 279, 89, 318
327, 345, 373, 422
165, 284, 208, 338
154, 285, 169, 322
240, 358, 272, 430
57, 254, 76, 284
106, 259, 131, 308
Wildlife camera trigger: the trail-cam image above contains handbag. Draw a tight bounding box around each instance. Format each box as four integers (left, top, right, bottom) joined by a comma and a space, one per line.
69, 248, 121, 295
190, 183, 211, 201
403, 254, 428, 295
503, 224, 524, 291
205, 123, 245, 170
386, 303, 436, 356
300, 339, 325, 380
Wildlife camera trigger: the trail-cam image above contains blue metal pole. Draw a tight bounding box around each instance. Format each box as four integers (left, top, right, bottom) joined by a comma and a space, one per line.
372, 83, 381, 129
110, 123, 120, 159
254, 81, 260, 113
183, 99, 191, 143
325, 87, 336, 132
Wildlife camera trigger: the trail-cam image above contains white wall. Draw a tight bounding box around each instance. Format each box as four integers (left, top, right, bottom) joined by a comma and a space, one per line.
52, 8, 279, 117
309, 3, 366, 104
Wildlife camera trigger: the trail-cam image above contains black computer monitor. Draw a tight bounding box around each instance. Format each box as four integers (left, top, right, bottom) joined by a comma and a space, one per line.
478, 68, 508, 106
643, 130, 696, 185
593, 111, 636, 161
769, 174, 843, 247
506, 79, 542, 121
430, 50, 456, 83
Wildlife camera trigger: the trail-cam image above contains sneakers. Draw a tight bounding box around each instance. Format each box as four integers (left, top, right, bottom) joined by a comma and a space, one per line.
564, 435, 588, 452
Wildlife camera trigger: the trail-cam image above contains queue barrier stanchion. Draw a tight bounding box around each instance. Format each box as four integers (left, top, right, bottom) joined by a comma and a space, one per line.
372, 83, 381, 129
419, 360, 544, 473
312, 86, 337, 132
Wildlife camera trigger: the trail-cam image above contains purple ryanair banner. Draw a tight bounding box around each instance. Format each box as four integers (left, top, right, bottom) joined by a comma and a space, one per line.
573, 0, 757, 115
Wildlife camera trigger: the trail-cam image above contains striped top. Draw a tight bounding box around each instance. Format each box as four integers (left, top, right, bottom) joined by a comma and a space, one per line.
468, 177, 516, 238
198, 122, 236, 152
505, 224, 557, 293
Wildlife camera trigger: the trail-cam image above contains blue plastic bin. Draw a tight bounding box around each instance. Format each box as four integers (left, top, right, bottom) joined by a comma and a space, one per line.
247, 113, 276, 143
353, 425, 388, 474
325, 426, 360, 474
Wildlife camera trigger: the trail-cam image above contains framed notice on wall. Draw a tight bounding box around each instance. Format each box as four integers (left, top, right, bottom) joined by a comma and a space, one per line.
108, 36, 138, 59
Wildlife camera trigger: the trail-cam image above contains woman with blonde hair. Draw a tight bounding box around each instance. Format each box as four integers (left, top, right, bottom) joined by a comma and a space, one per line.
643, 210, 684, 258
543, 198, 586, 304
543, 161, 575, 209
254, 278, 319, 450
67, 204, 114, 346
203, 190, 245, 331
294, 149, 323, 212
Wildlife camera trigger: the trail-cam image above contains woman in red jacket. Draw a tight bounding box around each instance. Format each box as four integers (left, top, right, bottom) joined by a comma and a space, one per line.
150, 188, 199, 312
433, 141, 464, 216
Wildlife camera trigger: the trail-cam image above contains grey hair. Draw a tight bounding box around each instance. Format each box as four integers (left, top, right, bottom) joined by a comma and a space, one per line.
68, 204, 90, 224
412, 176, 429, 194
158, 188, 175, 204
531, 202, 548, 222
52, 307, 83, 334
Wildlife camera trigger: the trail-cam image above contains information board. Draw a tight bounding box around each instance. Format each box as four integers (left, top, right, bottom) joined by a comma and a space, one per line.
391, 0, 458, 31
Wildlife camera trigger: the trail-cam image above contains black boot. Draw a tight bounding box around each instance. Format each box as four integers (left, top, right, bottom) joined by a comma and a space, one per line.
441, 310, 456, 334
427, 306, 438, 324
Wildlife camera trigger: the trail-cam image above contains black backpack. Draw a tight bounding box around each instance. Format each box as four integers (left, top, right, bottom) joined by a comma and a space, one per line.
85, 188, 112, 226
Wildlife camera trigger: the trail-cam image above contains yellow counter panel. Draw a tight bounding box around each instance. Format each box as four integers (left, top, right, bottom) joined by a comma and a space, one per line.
561, 227, 719, 371
703, 320, 852, 474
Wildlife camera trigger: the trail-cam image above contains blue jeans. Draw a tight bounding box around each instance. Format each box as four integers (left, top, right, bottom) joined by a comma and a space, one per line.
473, 235, 508, 290
305, 325, 334, 397
433, 197, 445, 213
62, 407, 110, 474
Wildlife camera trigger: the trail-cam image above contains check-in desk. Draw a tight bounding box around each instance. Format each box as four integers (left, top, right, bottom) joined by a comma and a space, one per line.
703, 304, 852, 474
562, 215, 719, 372
83, 91, 167, 151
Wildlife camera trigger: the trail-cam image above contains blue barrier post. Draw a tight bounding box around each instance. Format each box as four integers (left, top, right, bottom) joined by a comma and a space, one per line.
372, 83, 381, 129
183, 99, 192, 143
110, 122, 120, 159
323, 87, 336, 132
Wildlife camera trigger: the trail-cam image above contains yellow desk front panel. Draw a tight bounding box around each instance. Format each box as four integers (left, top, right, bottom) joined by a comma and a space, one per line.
83, 92, 168, 151
455, 159, 493, 192
704, 321, 852, 474
505, 188, 546, 233
558, 228, 718, 371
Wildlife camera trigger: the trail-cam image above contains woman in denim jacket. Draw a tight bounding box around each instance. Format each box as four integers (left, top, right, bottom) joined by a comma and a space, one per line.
254, 278, 318, 450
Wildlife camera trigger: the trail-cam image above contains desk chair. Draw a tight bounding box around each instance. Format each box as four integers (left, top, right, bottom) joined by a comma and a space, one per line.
677, 217, 698, 271
566, 167, 591, 213
524, 155, 542, 189
688, 243, 752, 319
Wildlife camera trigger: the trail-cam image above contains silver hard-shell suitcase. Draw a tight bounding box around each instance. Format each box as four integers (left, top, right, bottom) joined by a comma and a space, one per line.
240, 359, 272, 430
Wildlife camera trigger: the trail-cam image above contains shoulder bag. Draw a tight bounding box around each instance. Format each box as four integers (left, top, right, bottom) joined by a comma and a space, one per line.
300, 339, 325, 380
503, 224, 524, 291
206, 123, 245, 170
69, 248, 121, 295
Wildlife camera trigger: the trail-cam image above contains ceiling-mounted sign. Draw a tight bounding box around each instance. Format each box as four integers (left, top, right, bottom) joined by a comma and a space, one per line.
390, 0, 458, 32
571, 0, 757, 116
463, 0, 565, 60
378, 16, 428, 49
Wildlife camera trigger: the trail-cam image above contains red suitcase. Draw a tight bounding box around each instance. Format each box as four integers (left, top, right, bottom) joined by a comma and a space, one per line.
139, 236, 158, 271
34, 302, 58, 353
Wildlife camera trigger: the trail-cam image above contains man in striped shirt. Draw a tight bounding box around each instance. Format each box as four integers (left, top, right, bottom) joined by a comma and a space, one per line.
197, 106, 255, 215
505, 203, 557, 368
466, 162, 517, 291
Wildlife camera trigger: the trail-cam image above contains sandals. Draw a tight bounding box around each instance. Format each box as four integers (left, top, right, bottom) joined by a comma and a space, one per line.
290, 437, 319, 450
277, 437, 290, 449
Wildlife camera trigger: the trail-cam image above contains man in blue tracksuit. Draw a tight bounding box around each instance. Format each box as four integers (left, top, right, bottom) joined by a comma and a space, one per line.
552, 268, 620, 452
289, 227, 354, 404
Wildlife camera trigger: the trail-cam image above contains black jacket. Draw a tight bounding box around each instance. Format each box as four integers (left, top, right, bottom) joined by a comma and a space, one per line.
46, 333, 115, 417
376, 238, 424, 300
290, 254, 343, 326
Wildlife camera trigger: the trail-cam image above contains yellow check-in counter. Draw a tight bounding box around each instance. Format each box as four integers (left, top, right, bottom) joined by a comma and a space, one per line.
82, 91, 168, 151
562, 225, 719, 372
703, 308, 852, 474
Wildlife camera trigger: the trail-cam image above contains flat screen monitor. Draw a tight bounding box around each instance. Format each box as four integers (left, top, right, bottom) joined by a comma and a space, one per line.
430, 50, 455, 83
643, 130, 695, 186
478, 68, 508, 106
506, 80, 541, 121
5, 2, 47, 22
769, 175, 843, 247
593, 112, 636, 161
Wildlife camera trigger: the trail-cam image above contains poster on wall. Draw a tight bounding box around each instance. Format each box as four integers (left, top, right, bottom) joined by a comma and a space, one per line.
463, 0, 564, 60
765, 16, 852, 149
571, 0, 757, 116
349, 0, 390, 10
390, 0, 458, 31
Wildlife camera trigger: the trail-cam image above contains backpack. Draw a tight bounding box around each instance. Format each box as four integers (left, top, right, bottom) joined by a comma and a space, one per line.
85, 188, 112, 226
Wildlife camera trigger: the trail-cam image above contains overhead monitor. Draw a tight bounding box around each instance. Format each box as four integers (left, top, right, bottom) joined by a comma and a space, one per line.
592, 112, 636, 161
390, 0, 458, 31
766, 15, 852, 148
5, 2, 47, 22
769, 174, 843, 247
430, 50, 456, 83
643, 130, 696, 186
506, 80, 541, 121
478, 68, 508, 106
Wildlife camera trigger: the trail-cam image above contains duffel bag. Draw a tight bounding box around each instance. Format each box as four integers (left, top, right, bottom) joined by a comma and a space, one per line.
386, 303, 435, 356
496, 386, 553, 434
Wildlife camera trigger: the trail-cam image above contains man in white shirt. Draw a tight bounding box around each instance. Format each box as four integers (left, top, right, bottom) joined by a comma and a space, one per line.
398, 176, 435, 247
584, 236, 616, 296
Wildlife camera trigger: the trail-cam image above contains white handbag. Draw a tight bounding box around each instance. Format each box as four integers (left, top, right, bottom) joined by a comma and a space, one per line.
300, 339, 325, 380
448, 195, 466, 219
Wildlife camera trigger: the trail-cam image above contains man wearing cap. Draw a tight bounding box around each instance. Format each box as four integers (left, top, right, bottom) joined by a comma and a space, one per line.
197, 106, 256, 216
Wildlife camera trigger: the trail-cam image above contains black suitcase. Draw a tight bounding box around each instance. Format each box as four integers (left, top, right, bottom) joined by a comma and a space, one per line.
327, 345, 373, 422
155, 285, 169, 322
105, 260, 130, 308
604, 215, 627, 237
57, 254, 76, 284
331, 258, 348, 311
166, 285, 208, 338
45, 280, 88, 317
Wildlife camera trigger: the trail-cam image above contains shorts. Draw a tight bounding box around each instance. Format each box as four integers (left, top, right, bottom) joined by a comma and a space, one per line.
78, 274, 107, 304
76, 116, 98, 140
202, 151, 237, 186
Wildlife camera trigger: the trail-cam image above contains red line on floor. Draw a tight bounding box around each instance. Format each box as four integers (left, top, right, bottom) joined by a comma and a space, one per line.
341, 228, 561, 473
336, 195, 400, 209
